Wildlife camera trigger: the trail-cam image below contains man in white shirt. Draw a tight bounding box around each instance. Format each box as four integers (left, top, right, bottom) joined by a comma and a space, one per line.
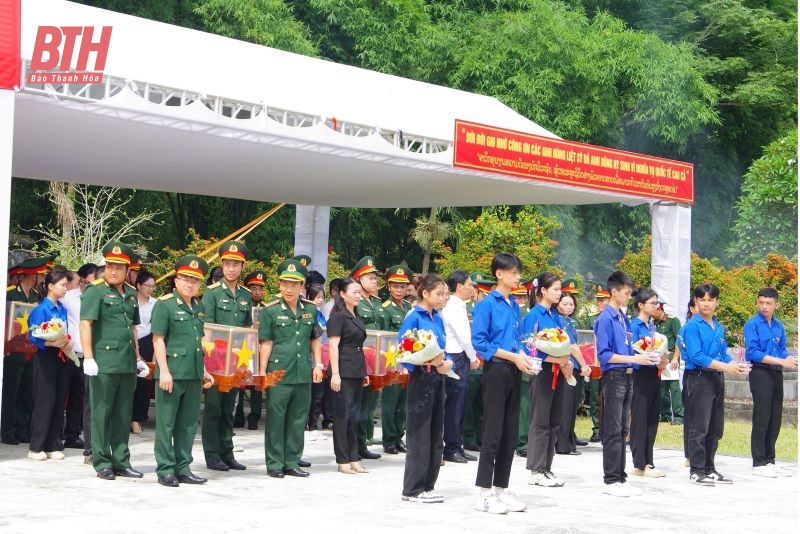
440, 270, 481, 463
60, 270, 87, 451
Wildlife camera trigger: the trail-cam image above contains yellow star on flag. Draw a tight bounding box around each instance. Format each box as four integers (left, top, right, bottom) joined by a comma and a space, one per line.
16, 309, 30, 335
233, 339, 255, 369
383, 342, 398, 368
202, 340, 215, 358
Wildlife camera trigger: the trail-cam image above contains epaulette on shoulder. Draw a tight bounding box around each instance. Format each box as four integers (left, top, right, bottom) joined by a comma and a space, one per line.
238, 284, 251, 293
124, 282, 136, 290
207, 281, 221, 290
667, 315, 676, 320
382, 300, 392, 308
6, 285, 16, 292
91, 278, 106, 286
301, 297, 314, 305
158, 293, 175, 301
263, 299, 280, 308
587, 311, 600, 317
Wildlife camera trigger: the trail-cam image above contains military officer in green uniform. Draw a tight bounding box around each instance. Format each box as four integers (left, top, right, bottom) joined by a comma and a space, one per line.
514, 278, 533, 457
462, 272, 492, 451
351, 256, 386, 460
201, 240, 252, 472
234, 270, 269, 430
380, 264, 413, 454
79, 242, 143, 481
586, 284, 610, 442
152, 255, 214, 487
653, 302, 684, 424
258, 259, 323, 478
1, 257, 46, 445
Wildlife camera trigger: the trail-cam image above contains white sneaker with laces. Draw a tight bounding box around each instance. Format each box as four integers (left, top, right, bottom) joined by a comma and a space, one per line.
474, 493, 509, 514
27, 451, 47, 461
496, 489, 526, 512
644, 465, 665, 478
402, 491, 440, 504
689, 472, 715, 486
46, 451, 65, 460
625, 482, 644, 496
426, 490, 445, 503
528, 471, 564, 487
753, 465, 777, 478
707, 470, 733, 484
601, 482, 631, 497
768, 464, 792, 477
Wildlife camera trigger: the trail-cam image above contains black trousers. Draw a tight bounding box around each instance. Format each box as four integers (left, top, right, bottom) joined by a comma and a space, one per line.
527, 362, 564, 472
82, 375, 92, 456
234, 388, 263, 427
685, 370, 725, 475
62, 354, 85, 442
601, 369, 633, 484
749, 365, 784, 467
443, 353, 470, 456
132, 335, 154, 423
307, 381, 327, 429
332, 377, 363, 464
475, 359, 520, 489
30, 349, 69, 453
403, 368, 445, 497
555, 374, 579, 453
630, 366, 661, 469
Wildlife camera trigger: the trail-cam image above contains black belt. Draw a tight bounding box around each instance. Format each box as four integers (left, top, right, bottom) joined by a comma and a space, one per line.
605, 367, 633, 375
685, 368, 722, 376
752, 362, 783, 372
486, 357, 517, 368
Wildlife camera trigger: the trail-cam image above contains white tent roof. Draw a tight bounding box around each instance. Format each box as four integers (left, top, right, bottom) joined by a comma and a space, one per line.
12, 0, 648, 208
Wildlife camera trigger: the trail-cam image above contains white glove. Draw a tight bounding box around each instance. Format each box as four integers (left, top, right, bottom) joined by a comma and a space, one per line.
136, 360, 150, 378
83, 358, 99, 376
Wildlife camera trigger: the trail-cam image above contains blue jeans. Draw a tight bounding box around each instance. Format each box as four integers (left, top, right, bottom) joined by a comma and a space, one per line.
601, 369, 633, 484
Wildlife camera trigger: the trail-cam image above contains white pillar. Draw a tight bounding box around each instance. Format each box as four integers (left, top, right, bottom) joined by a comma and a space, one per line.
650, 202, 692, 322
0, 90, 16, 392
293, 205, 331, 279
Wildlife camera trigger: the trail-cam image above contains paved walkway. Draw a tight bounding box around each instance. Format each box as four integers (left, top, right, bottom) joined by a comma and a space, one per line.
1, 422, 797, 534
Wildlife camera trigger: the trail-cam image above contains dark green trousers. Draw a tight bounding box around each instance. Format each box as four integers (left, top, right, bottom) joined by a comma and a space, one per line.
1, 355, 33, 442
380, 384, 406, 447
357, 387, 379, 448
202, 386, 238, 464
90, 373, 136, 471
234, 387, 262, 427
461, 370, 483, 447
265, 382, 311, 471
589, 378, 601, 432
517, 375, 531, 452
660, 380, 684, 421
155, 379, 202, 477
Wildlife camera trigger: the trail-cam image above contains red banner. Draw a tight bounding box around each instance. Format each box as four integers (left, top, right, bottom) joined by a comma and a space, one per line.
453, 120, 694, 204
0, 0, 21, 89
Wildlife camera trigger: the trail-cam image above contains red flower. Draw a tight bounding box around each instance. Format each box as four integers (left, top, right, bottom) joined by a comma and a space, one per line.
402, 338, 415, 351
41, 322, 49, 330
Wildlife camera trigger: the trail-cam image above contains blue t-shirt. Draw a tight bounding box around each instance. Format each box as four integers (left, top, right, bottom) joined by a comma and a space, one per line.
28, 297, 69, 351
593, 305, 634, 372
630, 316, 658, 370
561, 314, 579, 368
521, 303, 566, 359
398, 305, 447, 371
744, 313, 789, 364
471, 289, 520, 361
682, 315, 730, 370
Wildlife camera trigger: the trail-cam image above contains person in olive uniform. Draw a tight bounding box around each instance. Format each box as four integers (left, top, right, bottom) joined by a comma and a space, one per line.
462, 273, 492, 451
351, 256, 387, 460
79, 242, 144, 481
152, 255, 215, 487
513, 278, 533, 457
586, 284, 610, 442
201, 240, 252, 472
234, 270, 269, 430
258, 259, 324, 478
380, 265, 413, 454
653, 302, 684, 424
1, 257, 47, 445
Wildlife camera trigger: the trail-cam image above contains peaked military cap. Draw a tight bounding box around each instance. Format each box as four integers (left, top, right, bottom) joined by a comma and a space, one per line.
102, 242, 135, 265
351, 256, 379, 279
292, 255, 312, 268
510, 278, 533, 296
277, 259, 307, 282
218, 240, 248, 262
16, 256, 49, 276
244, 270, 268, 287
175, 255, 209, 280
386, 264, 411, 284
594, 284, 611, 299
562, 278, 579, 294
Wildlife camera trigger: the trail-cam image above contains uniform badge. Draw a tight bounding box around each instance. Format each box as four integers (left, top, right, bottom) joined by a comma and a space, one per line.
240, 301, 248, 306
229, 244, 238, 253
112, 245, 121, 254
397, 268, 404, 275
190, 260, 199, 269
288, 264, 297, 272
277, 315, 289, 320
367, 259, 373, 266
302, 313, 312, 319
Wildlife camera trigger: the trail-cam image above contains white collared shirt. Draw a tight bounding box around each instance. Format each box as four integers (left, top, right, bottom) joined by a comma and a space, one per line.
60, 288, 83, 353
440, 294, 477, 362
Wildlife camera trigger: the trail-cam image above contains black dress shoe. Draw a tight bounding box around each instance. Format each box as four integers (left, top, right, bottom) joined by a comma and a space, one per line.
283, 467, 310, 477
590, 432, 601, 442
516, 449, 527, 458
460, 451, 478, 462
233, 420, 245, 429
114, 467, 144, 478
556, 450, 581, 456
177, 473, 207, 484
443, 453, 467, 464
158, 474, 179, 487
396, 441, 407, 453
17, 435, 30, 444
247, 423, 258, 430
359, 448, 381, 460
96, 468, 115, 480
267, 469, 285, 478
383, 445, 399, 454
64, 438, 85, 449
575, 439, 589, 446
1, 438, 19, 445
224, 458, 246, 470
298, 459, 311, 468
463, 442, 480, 452
207, 460, 230, 471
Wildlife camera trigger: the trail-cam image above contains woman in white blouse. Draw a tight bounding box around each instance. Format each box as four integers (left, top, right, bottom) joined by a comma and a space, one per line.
131, 270, 157, 434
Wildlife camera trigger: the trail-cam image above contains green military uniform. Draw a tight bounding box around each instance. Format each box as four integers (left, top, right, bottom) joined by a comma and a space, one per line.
235, 270, 269, 430
151, 254, 209, 481
260, 259, 322, 474
462, 272, 491, 450
380, 265, 413, 452
1, 258, 44, 445
657, 312, 684, 423
351, 257, 387, 454
80, 243, 140, 474
513, 278, 532, 455
587, 283, 610, 440
201, 240, 252, 468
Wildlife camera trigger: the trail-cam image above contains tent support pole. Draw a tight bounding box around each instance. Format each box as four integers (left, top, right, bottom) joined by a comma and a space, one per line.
294, 205, 331, 279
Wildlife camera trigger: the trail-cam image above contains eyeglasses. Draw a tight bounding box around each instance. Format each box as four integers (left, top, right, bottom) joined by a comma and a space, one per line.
646, 301, 659, 307
139, 283, 155, 289
176, 275, 201, 285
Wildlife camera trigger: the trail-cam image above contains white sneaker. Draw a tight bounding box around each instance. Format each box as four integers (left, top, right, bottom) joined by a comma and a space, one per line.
601, 482, 631, 497
474, 493, 509, 514
768, 464, 792, 477
644, 465, 665, 478
306, 431, 318, 442
684, 458, 690, 467
707, 470, 733, 484
46, 451, 65, 460
232, 445, 244, 452
753, 465, 777, 478
426, 489, 445, 503
625, 482, 644, 496
27, 451, 47, 461
311, 430, 328, 441
402, 490, 442, 504
528, 471, 564, 487
496, 489, 527, 512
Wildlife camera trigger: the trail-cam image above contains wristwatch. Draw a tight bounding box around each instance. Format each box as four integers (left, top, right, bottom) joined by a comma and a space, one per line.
315, 362, 324, 369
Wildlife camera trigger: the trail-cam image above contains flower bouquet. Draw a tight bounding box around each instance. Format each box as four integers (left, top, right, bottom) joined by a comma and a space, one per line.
30, 319, 80, 367
529, 328, 572, 357
398, 329, 459, 380
632, 333, 668, 354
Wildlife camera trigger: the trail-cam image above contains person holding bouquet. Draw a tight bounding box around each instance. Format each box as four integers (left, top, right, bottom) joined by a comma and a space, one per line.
26, 268, 74, 461
521, 273, 572, 487
397, 275, 453, 504
629, 288, 668, 478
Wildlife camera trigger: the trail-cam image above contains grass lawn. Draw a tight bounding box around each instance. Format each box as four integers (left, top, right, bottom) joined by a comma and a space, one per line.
574, 416, 798, 461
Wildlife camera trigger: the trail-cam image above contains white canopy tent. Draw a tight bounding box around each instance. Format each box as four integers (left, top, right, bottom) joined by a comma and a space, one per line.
1, 0, 691, 390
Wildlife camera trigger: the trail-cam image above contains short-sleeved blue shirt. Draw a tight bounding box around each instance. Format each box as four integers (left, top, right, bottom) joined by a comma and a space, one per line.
521, 303, 566, 358
28, 297, 68, 351
398, 306, 447, 371
682, 315, 730, 370
593, 305, 634, 372
471, 290, 520, 361
744, 313, 789, 363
